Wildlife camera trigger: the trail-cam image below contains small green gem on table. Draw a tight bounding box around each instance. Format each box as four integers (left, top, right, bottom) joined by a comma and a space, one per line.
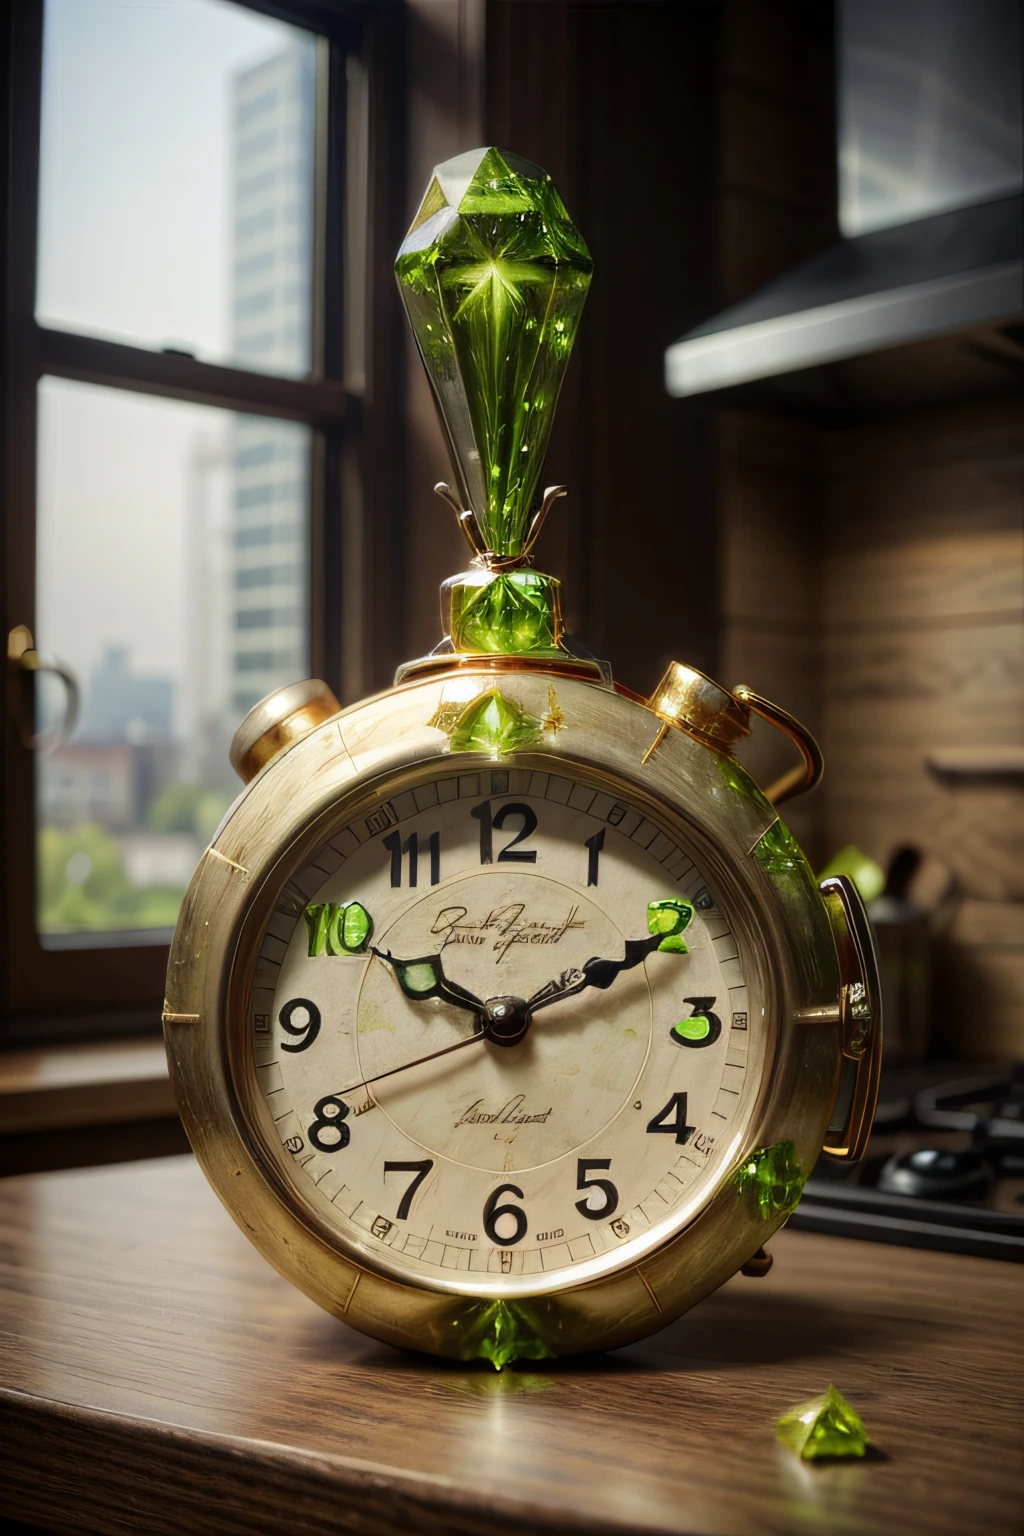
775, 1383, 872, 1460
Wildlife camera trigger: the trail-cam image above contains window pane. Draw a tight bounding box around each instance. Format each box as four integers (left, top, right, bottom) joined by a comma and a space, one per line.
36, 378, 310, 944
37, 0, 317, 377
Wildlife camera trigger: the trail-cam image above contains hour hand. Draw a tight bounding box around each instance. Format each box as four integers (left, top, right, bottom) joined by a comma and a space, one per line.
371, 947, 485, 1015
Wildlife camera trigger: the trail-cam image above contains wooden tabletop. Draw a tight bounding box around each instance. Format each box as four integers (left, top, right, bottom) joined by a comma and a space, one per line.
0, 1156, 1020, 1536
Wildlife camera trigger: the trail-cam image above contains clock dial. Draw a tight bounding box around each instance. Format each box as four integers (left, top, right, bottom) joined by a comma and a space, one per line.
249, 765, 761, 1296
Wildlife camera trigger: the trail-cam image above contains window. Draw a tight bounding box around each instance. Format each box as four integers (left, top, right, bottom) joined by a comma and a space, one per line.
2, 0, 402, 1035
36, 0, 316, 376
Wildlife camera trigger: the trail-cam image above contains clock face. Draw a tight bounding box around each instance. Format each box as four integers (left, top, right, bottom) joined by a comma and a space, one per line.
248, 764, 763, 1296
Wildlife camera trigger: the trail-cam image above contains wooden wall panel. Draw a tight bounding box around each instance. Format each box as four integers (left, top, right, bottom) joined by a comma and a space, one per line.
936, 900, 1024, 1061
819, 397, 1024, 1057
712, 2, 837, 860
718, 415, 823, 855
716, 0, 837, 303
820, 398, 1024, 887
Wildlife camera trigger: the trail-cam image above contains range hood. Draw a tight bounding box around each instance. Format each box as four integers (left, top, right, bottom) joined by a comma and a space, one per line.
664, 193, 1023, 413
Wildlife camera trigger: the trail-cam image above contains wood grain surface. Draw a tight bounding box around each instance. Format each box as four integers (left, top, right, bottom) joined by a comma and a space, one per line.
1, 1156, 1022, 1536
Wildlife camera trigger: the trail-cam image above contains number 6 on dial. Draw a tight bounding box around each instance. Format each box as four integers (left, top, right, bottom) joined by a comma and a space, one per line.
483, 1183, 528, 1245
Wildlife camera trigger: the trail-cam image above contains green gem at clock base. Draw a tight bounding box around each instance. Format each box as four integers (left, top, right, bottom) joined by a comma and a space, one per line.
452, 1298, 555, 1371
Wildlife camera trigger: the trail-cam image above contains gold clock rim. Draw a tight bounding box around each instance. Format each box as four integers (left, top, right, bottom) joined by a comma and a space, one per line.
164, 668, 841, 1358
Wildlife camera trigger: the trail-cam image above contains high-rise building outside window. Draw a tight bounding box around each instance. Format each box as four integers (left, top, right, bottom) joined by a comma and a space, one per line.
230, 41, 314, 723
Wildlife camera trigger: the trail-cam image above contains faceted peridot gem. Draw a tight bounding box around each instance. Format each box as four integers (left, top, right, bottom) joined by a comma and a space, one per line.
775, 1384, 871, 1460
732, 1141, 807, 1220
647, 897, 694, 954
449, 690, 543, 758
395, 148, 592, 557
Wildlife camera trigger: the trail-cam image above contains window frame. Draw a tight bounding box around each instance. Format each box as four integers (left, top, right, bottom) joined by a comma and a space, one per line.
1, 0, 405, 1042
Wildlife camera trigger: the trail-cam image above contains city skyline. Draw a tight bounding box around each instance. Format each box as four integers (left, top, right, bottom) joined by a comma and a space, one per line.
36, 0, 313, 706
34, 1, 318, 931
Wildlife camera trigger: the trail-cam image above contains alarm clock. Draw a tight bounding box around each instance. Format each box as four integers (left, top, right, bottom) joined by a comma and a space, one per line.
163, 149, 880, 1367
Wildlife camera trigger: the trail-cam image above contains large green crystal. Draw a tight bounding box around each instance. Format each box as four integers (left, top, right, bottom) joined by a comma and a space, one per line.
395, 147, 592, 557
775, 1384, 871, 1460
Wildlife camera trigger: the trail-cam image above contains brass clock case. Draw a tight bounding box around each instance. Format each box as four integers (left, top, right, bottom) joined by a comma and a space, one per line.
164, 666, 844, 1361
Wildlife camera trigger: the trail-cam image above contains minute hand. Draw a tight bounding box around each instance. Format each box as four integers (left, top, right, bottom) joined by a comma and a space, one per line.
527, 932, 665, 1015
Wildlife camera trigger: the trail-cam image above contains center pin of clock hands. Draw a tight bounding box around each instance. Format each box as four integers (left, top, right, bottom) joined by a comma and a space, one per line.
334, 934, 663, 1099
369, 946, 534, 1048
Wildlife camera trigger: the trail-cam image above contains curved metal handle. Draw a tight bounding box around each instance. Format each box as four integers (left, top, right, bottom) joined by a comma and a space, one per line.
8, 625, 80, 753
818, 874, 883, 1162
731, 684, 824, 805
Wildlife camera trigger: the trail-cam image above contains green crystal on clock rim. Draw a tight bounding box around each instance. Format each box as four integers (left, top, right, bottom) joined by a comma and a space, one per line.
395, 147, 592, 558
448, 689, 543, 758
775, 1383, 871, 1460
732, 1140, 807, 1220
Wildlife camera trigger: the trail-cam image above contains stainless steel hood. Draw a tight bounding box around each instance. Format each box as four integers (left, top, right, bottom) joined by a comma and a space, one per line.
665, 193, 1023, 404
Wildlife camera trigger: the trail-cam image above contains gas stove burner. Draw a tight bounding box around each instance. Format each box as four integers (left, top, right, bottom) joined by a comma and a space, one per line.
877, 1147, 992, 1201
915, 1068, 1024, 1141
791, 1061, 1024, 1262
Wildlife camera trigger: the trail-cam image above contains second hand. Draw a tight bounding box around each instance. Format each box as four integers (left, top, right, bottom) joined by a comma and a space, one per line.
337, 1028, 486, 1099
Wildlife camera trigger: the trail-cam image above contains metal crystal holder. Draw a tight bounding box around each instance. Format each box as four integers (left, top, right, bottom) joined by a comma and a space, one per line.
395, 147, 592, 662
